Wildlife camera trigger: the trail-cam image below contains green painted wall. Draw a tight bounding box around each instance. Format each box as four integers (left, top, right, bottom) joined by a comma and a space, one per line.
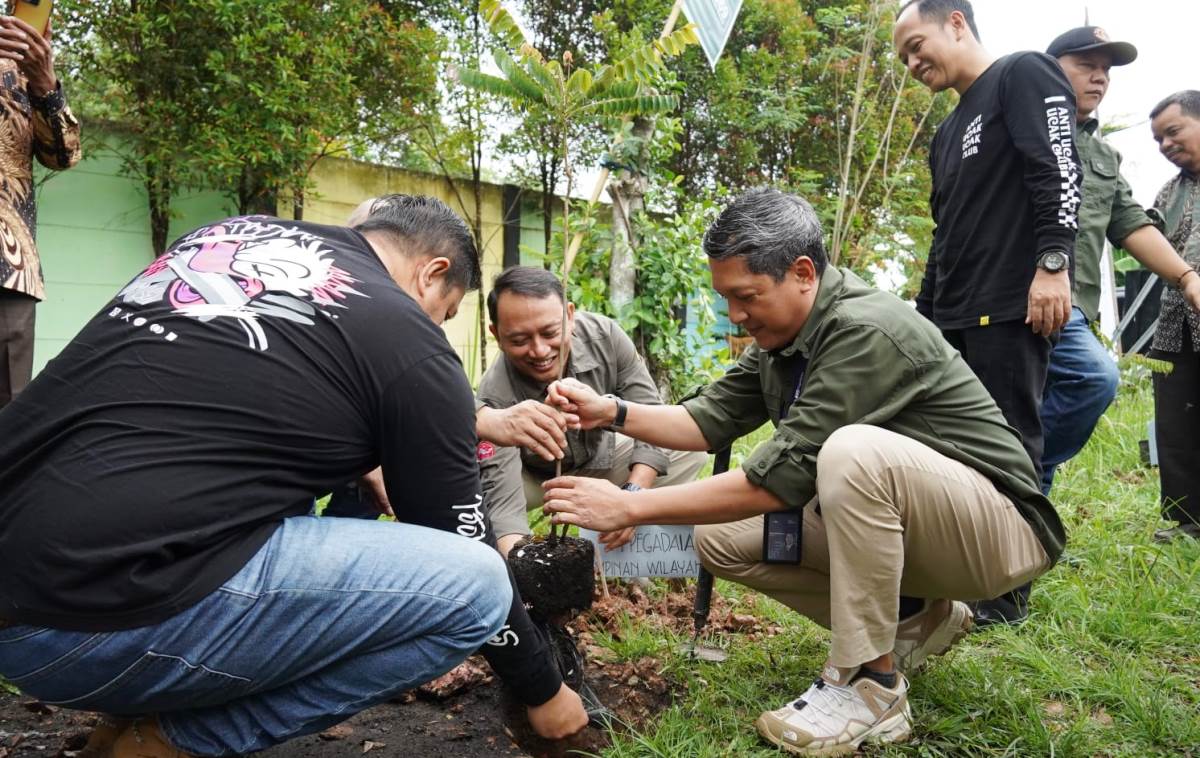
32, 141, 234, 374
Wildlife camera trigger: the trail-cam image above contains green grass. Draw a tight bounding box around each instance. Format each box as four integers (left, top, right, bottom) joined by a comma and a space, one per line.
594, 370, 1200, 757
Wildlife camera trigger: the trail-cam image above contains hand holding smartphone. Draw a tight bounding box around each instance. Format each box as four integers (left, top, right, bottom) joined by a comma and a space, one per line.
11, 0, 52, 36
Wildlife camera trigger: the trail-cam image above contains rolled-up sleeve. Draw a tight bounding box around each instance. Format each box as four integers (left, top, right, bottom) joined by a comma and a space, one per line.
609, 320, 671, 474
681, 346, 770, 453
1107, 170, 1153, 246
741, 329, 927, 507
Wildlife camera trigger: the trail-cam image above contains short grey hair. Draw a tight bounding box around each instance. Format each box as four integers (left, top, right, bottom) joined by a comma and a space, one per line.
1151, 90, 1200, 121
703, 188, 828, 280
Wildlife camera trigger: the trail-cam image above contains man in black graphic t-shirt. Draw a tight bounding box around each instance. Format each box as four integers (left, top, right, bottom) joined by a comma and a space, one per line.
0, 196, 586, 756
894, 0, 1082, 627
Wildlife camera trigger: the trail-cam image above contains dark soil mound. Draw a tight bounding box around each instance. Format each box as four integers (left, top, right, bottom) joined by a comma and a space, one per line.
508, 536, 594, 623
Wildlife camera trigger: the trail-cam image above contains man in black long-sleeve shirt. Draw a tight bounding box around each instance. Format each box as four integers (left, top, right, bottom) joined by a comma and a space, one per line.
0, 197, 585, 756
894, 0, 1081, 626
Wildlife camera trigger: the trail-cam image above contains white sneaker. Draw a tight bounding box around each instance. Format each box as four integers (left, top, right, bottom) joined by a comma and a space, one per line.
893, 599, 972, 673
754, 663, 911, 756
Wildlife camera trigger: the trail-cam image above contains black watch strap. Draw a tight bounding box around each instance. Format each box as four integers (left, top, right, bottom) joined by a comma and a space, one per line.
29, 80, 66, 117
604, 394, 628, 429
620, 482, 642, 492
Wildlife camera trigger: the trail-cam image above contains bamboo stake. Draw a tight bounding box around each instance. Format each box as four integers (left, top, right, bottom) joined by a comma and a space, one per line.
595, 543, 611, 599
550, 0, 685, 540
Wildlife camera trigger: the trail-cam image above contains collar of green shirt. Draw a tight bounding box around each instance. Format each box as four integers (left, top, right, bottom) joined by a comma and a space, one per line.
773, 265, 848, 361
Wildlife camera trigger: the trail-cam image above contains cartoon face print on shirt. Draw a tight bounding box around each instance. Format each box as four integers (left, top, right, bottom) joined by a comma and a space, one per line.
117, 217, 366, 350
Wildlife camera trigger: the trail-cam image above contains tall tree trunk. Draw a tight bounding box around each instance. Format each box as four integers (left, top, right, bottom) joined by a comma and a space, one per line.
238, 166, 278, 216
608, 116, 653, 312
145, 163, 172, 255
539, 153, 554, 262
472, 127, 487, 372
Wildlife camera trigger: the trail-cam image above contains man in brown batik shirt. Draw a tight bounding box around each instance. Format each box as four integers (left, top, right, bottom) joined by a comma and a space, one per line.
0, 12, 81, 406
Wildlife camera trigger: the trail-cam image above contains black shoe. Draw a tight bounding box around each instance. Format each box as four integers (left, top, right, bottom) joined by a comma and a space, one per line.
1153, 523, 1200, 543
970, 584, 1030, 629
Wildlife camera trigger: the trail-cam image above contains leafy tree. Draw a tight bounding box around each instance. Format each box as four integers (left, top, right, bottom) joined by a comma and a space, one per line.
459, 0, 697, 520
57, 0, 440, 252
596, 0, 950, 284
560, 186, 725, 399
503, 0, 608, 252
388, 0, 517, 373
57, 0, 210, 253
184, 1, 441, 218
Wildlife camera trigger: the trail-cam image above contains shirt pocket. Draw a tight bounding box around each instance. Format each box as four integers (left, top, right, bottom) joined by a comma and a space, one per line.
1082, 154, 1118, 210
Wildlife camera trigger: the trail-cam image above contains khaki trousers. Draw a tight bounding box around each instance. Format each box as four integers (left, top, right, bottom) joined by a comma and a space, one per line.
517, 434, 708, 529
695, 425, 1050, 669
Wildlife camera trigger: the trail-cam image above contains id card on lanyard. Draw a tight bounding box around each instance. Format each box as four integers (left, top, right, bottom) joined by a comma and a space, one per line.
764, 354, 808, 565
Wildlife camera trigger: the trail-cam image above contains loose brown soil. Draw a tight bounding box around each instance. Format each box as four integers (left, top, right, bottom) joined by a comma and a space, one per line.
0, 583, 770, 758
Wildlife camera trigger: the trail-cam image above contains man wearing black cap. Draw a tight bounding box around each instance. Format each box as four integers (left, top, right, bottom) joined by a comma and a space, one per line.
1041, 27, 1200, 494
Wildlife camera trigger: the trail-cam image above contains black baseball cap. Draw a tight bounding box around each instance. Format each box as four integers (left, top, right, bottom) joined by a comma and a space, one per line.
1046, 26, 1138, 66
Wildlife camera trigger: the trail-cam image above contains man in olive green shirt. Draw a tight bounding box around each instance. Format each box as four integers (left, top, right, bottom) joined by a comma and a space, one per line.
1040, 27, 1200, 494
540, 188, 1062, 756
477, 266, 706, 557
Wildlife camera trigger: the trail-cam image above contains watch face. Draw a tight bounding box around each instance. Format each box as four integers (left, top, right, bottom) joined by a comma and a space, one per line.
1042, 252, 1067, 272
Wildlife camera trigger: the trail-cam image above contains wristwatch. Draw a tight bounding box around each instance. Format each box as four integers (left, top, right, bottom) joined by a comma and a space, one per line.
620, 482, 642, 493
603, 394, 628, 430
1036, 250, 1069, 273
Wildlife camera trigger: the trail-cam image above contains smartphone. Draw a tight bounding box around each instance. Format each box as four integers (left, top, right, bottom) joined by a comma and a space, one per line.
11, 0, 52, 35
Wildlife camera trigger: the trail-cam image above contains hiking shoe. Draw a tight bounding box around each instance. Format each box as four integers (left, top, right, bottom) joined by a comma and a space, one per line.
77, 715, 131, 758
1154, 523, 1200, 543
754, 663, 911, 756
893, 599, 972, 673
109, 718, 196, 758
970, 583, 1030, 629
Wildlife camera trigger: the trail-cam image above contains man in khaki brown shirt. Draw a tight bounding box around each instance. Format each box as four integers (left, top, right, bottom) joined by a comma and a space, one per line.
541, 189, 1063, 756
476, 265, 706, 557
0, 12, 81, 406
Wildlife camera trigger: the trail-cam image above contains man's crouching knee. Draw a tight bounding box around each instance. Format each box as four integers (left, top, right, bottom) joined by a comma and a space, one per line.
695, 523, 734, 579
454, 539, 513, 647
814, 425, 892, 515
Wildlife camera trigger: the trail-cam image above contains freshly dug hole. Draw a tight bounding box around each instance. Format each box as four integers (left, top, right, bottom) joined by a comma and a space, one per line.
510, 535, 595, 623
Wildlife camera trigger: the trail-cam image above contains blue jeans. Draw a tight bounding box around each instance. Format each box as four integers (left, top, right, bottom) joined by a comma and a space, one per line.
1040, 307, 1120, 493
0, 516, 510, 756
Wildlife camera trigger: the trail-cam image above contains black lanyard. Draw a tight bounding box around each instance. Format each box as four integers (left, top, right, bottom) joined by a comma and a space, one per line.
777, 354, 809, 422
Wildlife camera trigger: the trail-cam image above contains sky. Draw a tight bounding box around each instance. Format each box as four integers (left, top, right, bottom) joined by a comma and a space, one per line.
969, 0, 1197, 205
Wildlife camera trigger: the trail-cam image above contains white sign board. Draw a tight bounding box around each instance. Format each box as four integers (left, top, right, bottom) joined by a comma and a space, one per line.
580, 525, 701, 579
683, 0, 744, 70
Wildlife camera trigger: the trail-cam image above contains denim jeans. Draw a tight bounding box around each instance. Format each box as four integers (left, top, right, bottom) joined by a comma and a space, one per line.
0, 516, 511, 756
1040, 307, 1120, 493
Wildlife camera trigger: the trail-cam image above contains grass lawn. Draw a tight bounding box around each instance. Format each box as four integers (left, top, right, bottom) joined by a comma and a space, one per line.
2, 372, 1194, 757
592, 370, 1200, 757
